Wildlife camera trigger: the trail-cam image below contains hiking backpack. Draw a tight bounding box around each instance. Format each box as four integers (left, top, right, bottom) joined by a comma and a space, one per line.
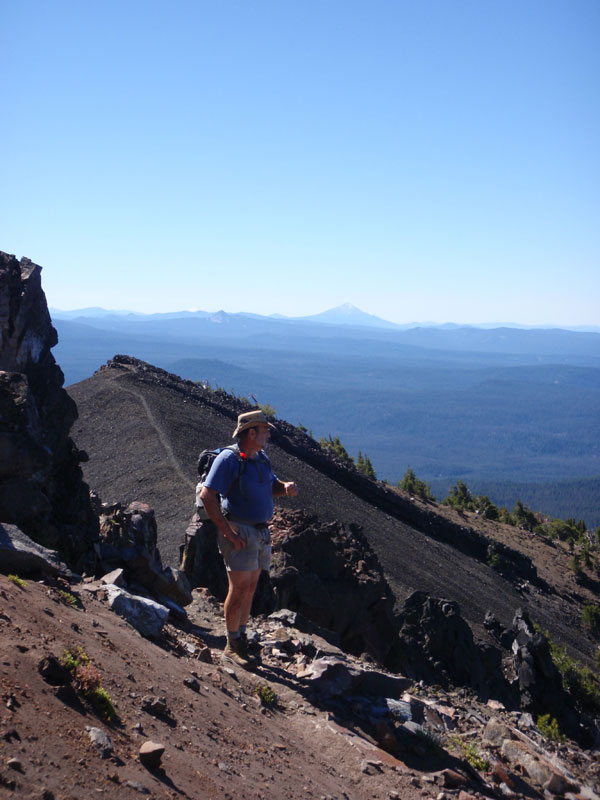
195, 444, 246, 510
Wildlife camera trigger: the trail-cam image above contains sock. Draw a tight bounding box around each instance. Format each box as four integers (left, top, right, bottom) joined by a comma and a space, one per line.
227, 629, 240, 644
239, 625, 247, 637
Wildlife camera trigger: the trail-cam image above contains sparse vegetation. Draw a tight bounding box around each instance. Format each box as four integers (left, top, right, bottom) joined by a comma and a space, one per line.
259, 403, 277, 418
7, 574, 27, 589
543, 632, 600, 714
487, 547, 502, 570
581, 603, 600, 638
356, 451, 377, 480
58, 590, 78, 607
254, 682, 277, 707
537, 714, 566, 743
61, 647, 117, 721
412, 726, 445, 756
319, 434, 354, 467
398, 466, 435, 501
449, 735, 489, 770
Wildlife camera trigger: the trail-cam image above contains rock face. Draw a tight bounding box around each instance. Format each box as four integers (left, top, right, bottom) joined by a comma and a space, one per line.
0, 252, 97, 565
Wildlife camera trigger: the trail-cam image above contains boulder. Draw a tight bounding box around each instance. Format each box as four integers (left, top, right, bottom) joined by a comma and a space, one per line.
98, 502, 192, 606
106, 584, 169, 638
0, 522, 76, 579
139, 741, 165, 769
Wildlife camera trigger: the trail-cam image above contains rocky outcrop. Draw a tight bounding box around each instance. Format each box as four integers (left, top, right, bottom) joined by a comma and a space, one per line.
0, 252, 97, 566
393, 591, 513, 704
394, 592, 589, 744
95, 499, 192, 608
267, 509, 398, 664
510, 608, 580, 740
181, 507, 398, 665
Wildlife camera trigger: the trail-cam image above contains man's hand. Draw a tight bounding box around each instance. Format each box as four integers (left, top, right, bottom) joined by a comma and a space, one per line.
227, 527, 246, 551
283, 481, 298, 497
200, 485, 246, 549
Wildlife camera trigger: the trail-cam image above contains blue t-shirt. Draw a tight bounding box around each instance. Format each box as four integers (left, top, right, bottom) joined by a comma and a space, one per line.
204, 448, 278, 523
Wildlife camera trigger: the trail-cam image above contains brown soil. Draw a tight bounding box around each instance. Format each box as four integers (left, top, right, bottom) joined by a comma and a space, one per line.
0, 573, 443, 800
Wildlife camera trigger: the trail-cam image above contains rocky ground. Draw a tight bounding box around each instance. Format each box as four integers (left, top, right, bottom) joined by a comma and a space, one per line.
1, 563, 599, 800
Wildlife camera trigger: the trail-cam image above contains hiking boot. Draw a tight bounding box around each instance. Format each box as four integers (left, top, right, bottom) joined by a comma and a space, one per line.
223, 639, 252, 669
239, 632, 261, 664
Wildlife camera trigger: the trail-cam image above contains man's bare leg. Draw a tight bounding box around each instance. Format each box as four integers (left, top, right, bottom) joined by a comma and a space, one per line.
224, 568, 261, 634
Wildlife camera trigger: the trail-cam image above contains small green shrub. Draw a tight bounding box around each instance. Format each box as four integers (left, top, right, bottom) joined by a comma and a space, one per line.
61, 648, 117, 721
89, 685, 117, 722
7, 574, 27, 589
443, 481, 475, 511
356, 451, 377, 480
398, 467, 435, 501
487, 551, 501, 570
62, 646, 90, 673
450, 736, 489, 771
254, 683, 277, 707
58, 590, 77, 608
537, 714, 566, 743
581, 603, 600, 638
544, 633, 600, 714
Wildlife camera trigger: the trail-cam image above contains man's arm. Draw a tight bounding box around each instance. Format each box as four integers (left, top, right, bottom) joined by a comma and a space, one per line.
199, 486, 245, 550
272, 480, 298, 498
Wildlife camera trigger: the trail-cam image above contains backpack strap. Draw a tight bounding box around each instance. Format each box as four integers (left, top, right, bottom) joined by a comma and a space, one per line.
222, 444, 247, 499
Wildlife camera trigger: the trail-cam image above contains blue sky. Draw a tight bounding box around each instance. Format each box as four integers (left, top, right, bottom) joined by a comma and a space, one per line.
1, 0, 598, 325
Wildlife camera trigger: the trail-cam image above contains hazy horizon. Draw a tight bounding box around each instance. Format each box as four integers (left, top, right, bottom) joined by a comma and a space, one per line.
47, 301, 600, 331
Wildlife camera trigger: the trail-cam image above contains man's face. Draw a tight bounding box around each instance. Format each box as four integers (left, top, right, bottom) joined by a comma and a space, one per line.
253, 423, 270, 449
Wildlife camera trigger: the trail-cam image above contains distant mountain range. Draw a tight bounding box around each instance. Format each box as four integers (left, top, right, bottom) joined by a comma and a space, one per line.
50, 303, 600, 333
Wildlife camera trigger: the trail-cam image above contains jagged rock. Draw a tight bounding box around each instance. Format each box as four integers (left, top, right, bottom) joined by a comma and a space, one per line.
511, 608, 580, 739
141, 696, 169, 717
440, 769, 468, 788
500, 738, 579, 794
394, 591, 512, 704
266, 509, 398, 664
101, 568, 125, 586
297, 657, 355, 696
139, 741, 165, 768
482, 718, 515, 747
106, 585, 169, 638
0, 252, 97, 564
180, 514, 228, 599
98, 503, 192, 607
85, 726, 113, 758
267, 608, 340, 648
0, 523, 76, 579
297, 656, 411, 699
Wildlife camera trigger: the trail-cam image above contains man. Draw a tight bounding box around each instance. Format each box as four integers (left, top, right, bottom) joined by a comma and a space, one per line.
199, 409, 298, 668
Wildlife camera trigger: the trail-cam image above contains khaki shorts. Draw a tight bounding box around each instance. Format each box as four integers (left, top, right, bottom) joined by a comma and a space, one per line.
217, 522, 272, 573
